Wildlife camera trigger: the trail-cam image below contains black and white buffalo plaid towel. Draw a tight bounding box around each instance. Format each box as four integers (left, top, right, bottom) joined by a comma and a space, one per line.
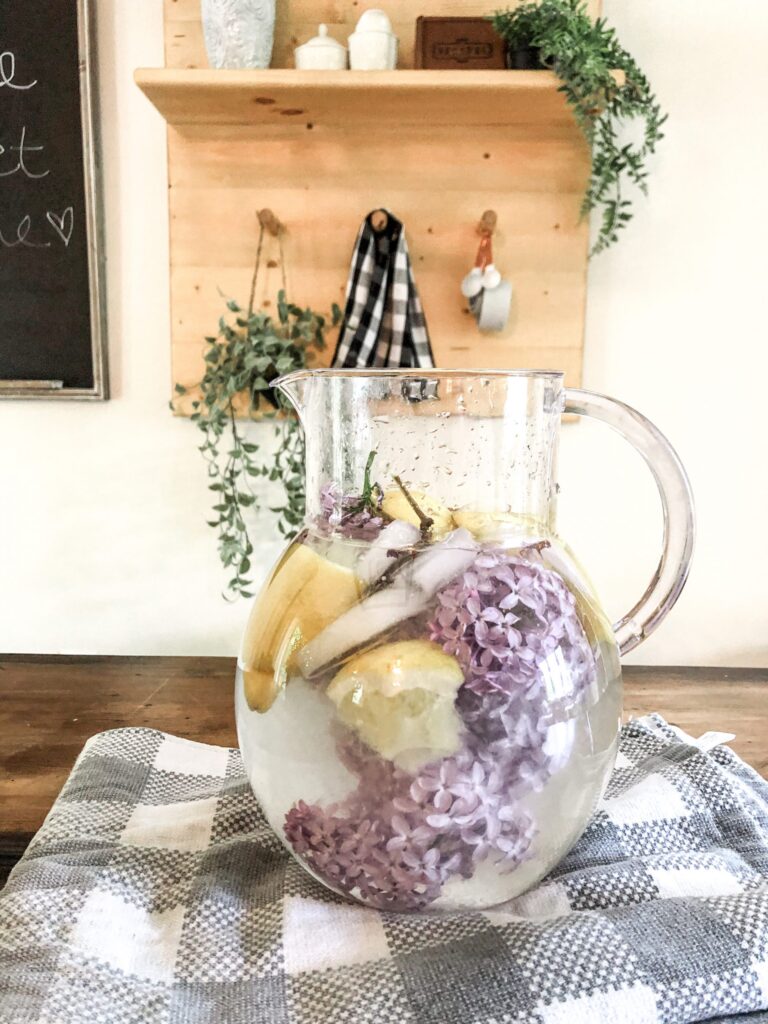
332, 210, 434, 368
2, 714, 768, 1024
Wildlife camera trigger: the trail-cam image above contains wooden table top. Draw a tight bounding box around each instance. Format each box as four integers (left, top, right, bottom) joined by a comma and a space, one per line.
1, 656, 766, 883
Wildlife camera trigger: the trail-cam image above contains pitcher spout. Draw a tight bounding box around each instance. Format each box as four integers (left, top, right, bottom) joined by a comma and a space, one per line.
272, 369, 313, 422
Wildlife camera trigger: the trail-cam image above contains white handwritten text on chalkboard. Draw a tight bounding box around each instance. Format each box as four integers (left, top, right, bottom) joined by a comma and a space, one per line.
0, 52, 73, 249
0, 126, 50, 178
0, 50, 38, 90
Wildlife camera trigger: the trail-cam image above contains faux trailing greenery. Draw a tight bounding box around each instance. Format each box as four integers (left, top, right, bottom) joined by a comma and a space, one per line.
491, 0, 666, 254
175, 258, 340, 599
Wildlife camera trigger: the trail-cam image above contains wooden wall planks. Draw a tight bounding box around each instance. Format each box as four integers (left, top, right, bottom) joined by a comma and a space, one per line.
158, 0, 602, 408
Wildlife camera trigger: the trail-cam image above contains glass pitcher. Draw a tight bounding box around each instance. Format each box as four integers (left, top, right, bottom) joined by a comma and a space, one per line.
235, 370, 694, 912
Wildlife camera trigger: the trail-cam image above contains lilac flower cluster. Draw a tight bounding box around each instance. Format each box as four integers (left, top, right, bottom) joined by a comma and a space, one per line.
284, 547, 598, 911
314, 482, 385, 541
430, 549, 596, 704
284, 730, 535, 911
436, 550, 597, 800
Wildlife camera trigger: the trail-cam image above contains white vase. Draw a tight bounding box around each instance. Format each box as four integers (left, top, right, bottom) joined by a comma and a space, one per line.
201, 0, 276, 69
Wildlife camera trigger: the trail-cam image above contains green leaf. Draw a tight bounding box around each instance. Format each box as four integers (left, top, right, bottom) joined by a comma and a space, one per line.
184, 283, 339, 599
492, 0, 664, 257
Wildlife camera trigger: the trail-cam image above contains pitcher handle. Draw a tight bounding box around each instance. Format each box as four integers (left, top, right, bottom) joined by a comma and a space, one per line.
563, 388, 695, 657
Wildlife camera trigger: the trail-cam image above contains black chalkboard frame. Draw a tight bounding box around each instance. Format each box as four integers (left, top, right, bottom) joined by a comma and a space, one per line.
0, 0, 108, 401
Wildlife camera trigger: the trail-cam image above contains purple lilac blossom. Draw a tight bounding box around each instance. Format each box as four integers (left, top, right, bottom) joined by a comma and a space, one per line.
284, 547, 597, 911
429, 548, 596, 700
314, 482, 386, 541
284, 729, 536, 911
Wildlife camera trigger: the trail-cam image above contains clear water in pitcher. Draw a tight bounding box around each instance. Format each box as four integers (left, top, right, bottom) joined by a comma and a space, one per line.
236, 488, 621, 913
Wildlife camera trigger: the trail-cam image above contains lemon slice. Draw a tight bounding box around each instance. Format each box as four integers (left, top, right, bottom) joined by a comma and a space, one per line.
326, 640, 464, 770
381, 489, 454, 540
240, 543, 361, 713
452, 509, 542, 544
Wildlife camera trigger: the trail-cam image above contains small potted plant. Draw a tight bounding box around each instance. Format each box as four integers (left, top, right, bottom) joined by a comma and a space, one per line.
491, 0, 666, 254
496, 4, 544, 69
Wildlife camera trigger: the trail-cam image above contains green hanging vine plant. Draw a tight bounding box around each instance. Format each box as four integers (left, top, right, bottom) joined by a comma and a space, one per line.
491, 0, 667, 254
174, 225, 341, 599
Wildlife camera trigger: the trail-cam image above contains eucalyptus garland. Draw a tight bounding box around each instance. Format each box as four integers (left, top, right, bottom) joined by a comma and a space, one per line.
175, 230, 340, 599
492, 0, 666, 254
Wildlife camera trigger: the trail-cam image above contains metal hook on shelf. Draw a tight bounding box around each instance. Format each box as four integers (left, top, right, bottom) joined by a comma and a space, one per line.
370, 209, 389, 232
471, 208, 500, 286
257, 208, 284, 237
477, 209, 498, 237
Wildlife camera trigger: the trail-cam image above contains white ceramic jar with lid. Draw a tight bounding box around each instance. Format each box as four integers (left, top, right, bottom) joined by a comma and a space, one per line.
294, 24, 348, 70
348, 9, 398, 70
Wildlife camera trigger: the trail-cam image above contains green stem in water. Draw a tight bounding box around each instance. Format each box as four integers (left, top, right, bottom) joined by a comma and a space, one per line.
345, 449, 385, 520
361, 449, 378, 508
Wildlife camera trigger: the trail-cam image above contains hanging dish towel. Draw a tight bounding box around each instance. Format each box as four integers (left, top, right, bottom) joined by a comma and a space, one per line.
332, 210, 435, 368
2, 715, 768, 1024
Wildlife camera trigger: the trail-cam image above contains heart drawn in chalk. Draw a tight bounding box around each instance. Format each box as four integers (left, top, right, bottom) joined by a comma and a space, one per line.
46, 206, 74, 247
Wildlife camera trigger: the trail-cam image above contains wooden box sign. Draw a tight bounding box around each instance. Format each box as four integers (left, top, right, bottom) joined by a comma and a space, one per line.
0, 0, 107, 400
415, 18, 506, 71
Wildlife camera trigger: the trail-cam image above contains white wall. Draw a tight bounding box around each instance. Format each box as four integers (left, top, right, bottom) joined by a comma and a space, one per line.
1, 0, 766, 665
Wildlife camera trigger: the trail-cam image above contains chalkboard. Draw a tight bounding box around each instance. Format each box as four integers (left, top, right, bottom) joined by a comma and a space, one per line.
0, 0, 107, 399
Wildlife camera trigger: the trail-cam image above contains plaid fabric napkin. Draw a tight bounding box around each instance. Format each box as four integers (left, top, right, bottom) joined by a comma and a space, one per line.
332, 210, 434, 369
1, 715, 767, 1024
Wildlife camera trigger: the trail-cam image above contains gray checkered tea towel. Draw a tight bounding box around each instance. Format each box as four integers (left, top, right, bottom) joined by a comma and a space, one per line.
2, 715, 768, 1024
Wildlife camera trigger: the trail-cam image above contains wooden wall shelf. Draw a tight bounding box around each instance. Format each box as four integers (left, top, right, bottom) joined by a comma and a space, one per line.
141, 0, 612, 410
134, 68, 621, 132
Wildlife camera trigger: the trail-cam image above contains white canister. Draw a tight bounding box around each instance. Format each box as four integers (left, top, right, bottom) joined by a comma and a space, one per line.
294, 24, 348, 70
348, 9, 398, 71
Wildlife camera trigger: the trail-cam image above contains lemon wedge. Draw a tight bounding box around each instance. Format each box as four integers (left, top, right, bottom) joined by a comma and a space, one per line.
381, 489, 454, 540
452, 509, 540, 543
326, 640, 464, 770
240, 543, 361, 713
